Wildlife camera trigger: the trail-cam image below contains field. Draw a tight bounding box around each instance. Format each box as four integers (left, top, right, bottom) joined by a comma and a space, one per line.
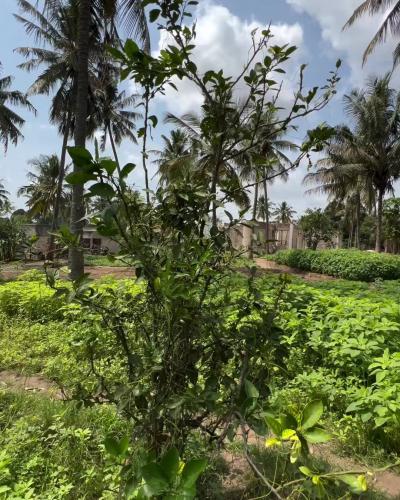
1, 265, 400, 498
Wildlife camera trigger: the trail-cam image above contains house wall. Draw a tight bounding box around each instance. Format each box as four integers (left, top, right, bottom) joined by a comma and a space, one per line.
226, 221, 342, 254
22, 224, 120, 259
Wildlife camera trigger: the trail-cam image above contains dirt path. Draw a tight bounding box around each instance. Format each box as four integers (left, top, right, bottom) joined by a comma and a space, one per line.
0, 370, 63, 399
254, 258, 336, 282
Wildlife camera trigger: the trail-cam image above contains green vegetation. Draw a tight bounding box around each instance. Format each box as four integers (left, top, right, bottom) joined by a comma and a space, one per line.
269, 249, 400, 281
1, 271, 400, 496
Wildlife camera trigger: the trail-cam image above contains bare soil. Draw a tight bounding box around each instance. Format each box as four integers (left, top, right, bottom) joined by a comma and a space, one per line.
0, 261, 134, 281
0, 370, 63, 399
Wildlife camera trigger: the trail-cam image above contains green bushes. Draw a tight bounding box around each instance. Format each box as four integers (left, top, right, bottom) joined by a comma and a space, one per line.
269, 249, 400, 281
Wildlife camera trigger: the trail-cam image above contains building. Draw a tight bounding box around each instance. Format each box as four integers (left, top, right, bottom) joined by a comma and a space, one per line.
23, 223, 120, 259
226, 221, 342, 254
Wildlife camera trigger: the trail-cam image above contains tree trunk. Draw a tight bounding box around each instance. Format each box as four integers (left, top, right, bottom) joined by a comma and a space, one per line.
107, 123, 121, 175
355, 192, 361, 249
262, 176, 270, 254
69, 0, 90, 280
375, 188, 384, 253
49, 110, 71, 258
249, 179, 259, 259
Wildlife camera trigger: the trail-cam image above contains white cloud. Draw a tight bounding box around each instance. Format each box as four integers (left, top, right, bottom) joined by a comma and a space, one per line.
286, 0, 397, 86
152, 2, 305, 114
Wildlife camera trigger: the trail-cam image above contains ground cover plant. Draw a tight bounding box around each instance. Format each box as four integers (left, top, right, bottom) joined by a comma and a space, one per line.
268, 249, 400, 281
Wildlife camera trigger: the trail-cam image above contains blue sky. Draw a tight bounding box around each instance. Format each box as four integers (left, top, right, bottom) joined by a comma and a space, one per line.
0, 0, 397, 214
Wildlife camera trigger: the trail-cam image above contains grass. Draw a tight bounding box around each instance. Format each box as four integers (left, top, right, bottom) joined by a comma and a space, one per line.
84, 254, 129, 267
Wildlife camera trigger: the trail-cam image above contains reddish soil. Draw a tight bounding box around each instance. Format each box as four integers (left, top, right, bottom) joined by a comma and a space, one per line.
254, 258, 336, 282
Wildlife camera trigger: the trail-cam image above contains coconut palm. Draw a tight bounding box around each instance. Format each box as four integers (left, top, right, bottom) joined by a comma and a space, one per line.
69, 0, 149, 278
18, 155, 70, 220
256, 196, 276, 222
165, 112, 250, 216
95, 80, 140, 172
345, 0, 400, 65
152, 130, 194, 186
0, 63, 36, 152
273, 202, 297, 224
240, 111, 297, 252
305, 76, 400, 252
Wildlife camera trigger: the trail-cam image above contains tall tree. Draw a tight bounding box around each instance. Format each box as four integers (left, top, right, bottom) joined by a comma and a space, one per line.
0, 62, 35, 152
273, 201, 297, 224
18, 155, 69, 220
153, 129, 193, 186
15, 0, 104, 255
345, 0, 400, 65
305, 76, 400, 252
69, 0, 149, 278
95, 81, 140, 172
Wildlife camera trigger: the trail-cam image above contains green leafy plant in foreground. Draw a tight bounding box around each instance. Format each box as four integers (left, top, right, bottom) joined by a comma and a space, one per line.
105, 439, 206, 499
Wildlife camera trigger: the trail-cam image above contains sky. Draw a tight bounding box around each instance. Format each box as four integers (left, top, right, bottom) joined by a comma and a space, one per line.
0, 0, 398, 215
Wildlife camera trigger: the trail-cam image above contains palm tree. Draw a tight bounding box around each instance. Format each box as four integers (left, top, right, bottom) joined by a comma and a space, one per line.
152, 130, 194, 186
0, 181, 11, 213
165, 112, 250, 217
95, 80, 140, 172
0, 62, 36, 152
345, 1, 400, 65
273, 202, 297, 224
256, 196, 276, 222
18, 155, 70, 221
70, 0, 149, 278
305, 76, 400, 252
15, 0, 105, 254
243, 112, 297, 253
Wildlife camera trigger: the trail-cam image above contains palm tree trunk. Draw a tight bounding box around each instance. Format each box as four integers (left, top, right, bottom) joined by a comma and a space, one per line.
49, 110, 71, 257
262, 176, 270, 254
355, 193, 361, 249
69, 0, 90, 280
249, 179, 259, 259
107, 123, 121, 175
375, 188, 384, 253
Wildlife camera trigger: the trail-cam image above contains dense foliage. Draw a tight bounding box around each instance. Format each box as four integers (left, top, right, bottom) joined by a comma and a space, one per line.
1, 271, 400, 496
269, 249, 400, 281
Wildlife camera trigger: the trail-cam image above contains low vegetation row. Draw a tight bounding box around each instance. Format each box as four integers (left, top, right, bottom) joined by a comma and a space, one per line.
267, 249, 400, 281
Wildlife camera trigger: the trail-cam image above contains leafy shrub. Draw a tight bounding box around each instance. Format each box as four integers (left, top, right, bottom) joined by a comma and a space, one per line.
269, 249, 400, 281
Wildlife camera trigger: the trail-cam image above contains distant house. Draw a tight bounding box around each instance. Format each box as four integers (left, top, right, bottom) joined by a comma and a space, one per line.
226, 221, 342, 254
22, 223, 120, 259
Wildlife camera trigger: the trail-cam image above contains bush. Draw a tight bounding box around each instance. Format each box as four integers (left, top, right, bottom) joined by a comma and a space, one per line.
269, 249, 400, 281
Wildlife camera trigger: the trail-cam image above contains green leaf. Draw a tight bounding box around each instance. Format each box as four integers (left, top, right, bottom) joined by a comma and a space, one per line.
340, 474, 367, 494
301, 400, 323, 430
88, 183, 115, 198
264, 414, 283, 436
141, 463, 169, 496
180, 459, 207, 488
299, 466, 313, 477
149, 9, 161, 22
244, 379, 259, 399
280, 413, 298, 431
148, 115, 158, 128
100, 159, 117, 176
302, 427, 331, 444
68, 146, 93, 165
120, 163, 136, 179
160, 448, 180, 483
104, 437, 121, 457
65, 171, 96, 185
124, 39, 140, 58
281, 428, 297, 439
